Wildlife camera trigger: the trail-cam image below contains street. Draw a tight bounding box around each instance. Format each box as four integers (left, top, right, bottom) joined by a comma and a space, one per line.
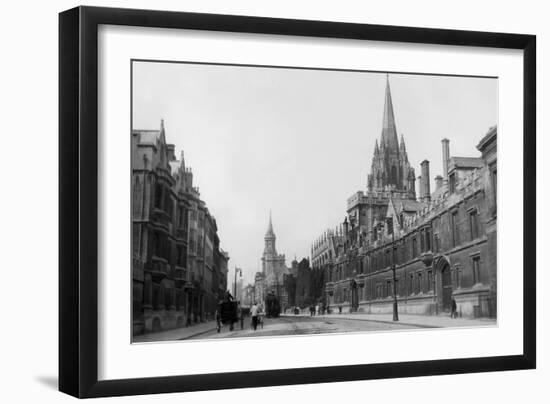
187, 314, 423, 340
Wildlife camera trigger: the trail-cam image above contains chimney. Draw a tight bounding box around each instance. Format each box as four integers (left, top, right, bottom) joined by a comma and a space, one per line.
421, 160, 431, 202
442, 138, 450, 182
435, 175, 443, 190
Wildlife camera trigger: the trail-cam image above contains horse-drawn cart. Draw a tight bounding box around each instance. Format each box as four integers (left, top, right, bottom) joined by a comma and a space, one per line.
216, 300, 239, 332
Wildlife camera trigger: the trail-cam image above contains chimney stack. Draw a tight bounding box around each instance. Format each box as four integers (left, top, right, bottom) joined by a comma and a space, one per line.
442, 138, 450, 182
435, 175, 443, 190
421, 160, 431, 203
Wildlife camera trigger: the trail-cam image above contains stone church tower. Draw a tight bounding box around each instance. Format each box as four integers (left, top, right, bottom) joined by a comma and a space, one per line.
367, 75, 416, 198
346, 75, 418, 241
260, 212, 289, 310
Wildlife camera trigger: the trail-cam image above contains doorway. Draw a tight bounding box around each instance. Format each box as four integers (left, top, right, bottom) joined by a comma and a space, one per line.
441, 264, 452, 311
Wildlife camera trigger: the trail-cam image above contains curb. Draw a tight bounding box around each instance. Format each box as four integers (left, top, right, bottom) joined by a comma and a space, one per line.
287, 314, 440, 329
178, 327, 217, 340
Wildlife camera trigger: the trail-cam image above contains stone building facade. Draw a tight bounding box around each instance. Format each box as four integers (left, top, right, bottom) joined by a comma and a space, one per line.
314, 77, 497, 319
132, 120, 229, 335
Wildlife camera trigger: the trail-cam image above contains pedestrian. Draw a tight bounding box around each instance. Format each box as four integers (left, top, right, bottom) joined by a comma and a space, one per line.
315, 303, 319, 316
451, 299, 458, 319
251, 302, 259, 331
215, 309, 221, 333
338, 305, 342, 314
326, 304, 330, 315
239, 303, 244, 330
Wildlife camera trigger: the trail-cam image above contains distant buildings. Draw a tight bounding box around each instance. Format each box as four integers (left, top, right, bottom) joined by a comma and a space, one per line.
242, 283, 255, 307
132, 120, 229, 335
312, 76, 497, 318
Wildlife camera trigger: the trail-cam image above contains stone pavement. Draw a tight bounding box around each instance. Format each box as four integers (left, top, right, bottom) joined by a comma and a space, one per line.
287, 312, 496, 329
133, 320, 218, 343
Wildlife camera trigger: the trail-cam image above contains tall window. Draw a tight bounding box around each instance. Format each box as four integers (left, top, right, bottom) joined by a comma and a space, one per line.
418, 272, 423, 293
472, 255, 481, 285
409, 274, 414, 295
178, 207, 186, 228
425, 228, 431, 251
154, 184, 163, 208
412, 237, 417, 257
469, 209, 479, 240
451, 211, 459, 247
427, 270, 433, 291
449, 173, 456, 193
386, 280, 392, 297
153, 232, 161, 256
434, 233, 440, 253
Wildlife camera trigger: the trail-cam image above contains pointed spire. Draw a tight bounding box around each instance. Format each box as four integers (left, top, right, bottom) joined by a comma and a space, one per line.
265, 210, 275, 238
380, 75, 399, 152
374, 139, 379, 155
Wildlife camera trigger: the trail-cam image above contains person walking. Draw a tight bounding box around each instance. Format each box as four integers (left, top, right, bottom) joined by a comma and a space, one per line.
451, 298, 458, 319
251, 302, 259, 331
215, 309, 221, 333
239, 302, 244, 330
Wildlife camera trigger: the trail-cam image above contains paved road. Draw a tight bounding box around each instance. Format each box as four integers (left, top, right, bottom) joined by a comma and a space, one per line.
187, 314, 423, 340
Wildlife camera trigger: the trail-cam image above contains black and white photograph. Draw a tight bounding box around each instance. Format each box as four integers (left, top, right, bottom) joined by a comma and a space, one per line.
131, 61, 498, 343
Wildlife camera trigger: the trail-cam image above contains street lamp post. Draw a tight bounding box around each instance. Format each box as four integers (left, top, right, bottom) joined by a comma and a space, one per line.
386, 218, 399, 321
234, 267, 242, 301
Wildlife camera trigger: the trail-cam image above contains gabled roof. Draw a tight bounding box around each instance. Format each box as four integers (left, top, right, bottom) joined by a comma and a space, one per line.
133, 129, 160, 145
395, 199, 427, 214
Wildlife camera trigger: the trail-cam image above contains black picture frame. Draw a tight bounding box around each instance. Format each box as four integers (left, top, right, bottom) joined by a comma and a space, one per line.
59, 5, 536, 398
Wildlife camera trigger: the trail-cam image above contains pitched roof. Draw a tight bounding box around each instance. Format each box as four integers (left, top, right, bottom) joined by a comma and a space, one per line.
396, 199, 427, 213
133, 129, 160, 145
449, 156, 484, 170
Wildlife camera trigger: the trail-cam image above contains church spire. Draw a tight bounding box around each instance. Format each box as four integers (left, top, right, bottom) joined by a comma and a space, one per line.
265, 210, 275, 238
380, 75, 399, 152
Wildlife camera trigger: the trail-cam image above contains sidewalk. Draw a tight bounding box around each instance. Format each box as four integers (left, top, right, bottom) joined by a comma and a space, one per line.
286, 312, 496, 329
133, 321, 218, 343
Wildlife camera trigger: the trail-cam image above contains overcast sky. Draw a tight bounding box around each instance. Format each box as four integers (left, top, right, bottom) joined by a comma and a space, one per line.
132, 61, 497, 285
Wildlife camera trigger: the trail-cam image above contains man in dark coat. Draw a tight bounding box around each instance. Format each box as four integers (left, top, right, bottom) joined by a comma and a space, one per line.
451, 299, 458, 318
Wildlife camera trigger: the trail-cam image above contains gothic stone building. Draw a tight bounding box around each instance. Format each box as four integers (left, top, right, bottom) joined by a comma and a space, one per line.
132, 120, 229, 335
316, 77, 497, 318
